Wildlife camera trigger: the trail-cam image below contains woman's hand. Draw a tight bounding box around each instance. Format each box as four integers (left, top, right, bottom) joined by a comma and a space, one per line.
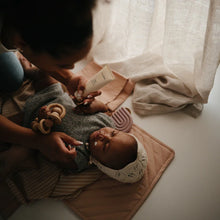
32, 131, 80, 169
0, 116, 79, 169
66, 73, 87, 96
72, 90, 102, 106
18, 54, 101, 107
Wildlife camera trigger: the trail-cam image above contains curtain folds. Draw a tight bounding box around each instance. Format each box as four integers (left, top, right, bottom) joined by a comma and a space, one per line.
88, 0, 220, 117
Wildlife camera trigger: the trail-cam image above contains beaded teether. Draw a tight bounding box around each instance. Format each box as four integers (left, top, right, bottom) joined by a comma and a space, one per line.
111, 107, 133, 133
31, 103, 66, 134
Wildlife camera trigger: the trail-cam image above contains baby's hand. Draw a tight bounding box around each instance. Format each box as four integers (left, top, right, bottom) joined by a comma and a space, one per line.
72, 91, 102, 106
73, 99, 108, 115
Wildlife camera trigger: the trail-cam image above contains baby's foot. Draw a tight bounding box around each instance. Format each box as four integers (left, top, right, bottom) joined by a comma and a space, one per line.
16, 51, 40, 79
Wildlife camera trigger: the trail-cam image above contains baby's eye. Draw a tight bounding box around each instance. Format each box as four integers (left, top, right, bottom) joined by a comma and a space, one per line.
98, 133, 104, 140
111, 130, 117, 137
103, 142, 110, 152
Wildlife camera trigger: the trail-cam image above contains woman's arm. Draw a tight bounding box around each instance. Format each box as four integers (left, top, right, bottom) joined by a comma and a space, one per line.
0, 115, 36, 147
0, 115, 79, 168
48, 69, 86, 95
17, 53, 87, 96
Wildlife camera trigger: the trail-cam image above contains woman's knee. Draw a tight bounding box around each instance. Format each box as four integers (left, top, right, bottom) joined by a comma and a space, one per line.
0, 52, 24, 92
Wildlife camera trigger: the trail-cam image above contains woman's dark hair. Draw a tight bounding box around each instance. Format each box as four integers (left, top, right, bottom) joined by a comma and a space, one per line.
1, 0, 96, 58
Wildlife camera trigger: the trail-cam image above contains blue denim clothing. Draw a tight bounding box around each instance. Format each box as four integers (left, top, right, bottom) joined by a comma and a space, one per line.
0, 52, 24, 92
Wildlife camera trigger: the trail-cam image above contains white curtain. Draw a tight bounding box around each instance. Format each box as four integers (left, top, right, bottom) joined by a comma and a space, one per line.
88, 0, 220, 117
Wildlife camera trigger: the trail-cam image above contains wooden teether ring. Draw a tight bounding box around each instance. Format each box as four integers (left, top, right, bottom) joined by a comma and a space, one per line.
48, 112, 62, 124
31, 120, 40, 132
38, 119, 51, 134
45, 103, 66, 125
47, 103, 66, 119
31, 103, 66, 134
52, 107, 62, 114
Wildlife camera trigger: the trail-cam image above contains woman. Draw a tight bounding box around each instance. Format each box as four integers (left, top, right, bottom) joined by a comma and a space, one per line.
0, 0, 97, 168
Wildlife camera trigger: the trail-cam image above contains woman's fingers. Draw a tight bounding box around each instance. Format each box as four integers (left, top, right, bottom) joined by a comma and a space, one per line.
61, 133, 83, 148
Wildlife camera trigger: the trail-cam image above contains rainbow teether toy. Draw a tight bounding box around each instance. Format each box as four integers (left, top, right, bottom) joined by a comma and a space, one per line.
111, 107, 133, 133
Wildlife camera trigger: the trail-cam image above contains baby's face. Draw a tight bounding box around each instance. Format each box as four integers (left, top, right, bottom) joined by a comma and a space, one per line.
89, 127, 136, 169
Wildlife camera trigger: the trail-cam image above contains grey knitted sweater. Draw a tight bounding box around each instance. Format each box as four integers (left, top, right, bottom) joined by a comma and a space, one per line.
23, 83, 115, 172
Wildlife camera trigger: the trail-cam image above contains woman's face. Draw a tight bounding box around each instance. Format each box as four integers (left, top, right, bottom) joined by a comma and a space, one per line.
89, 127, 136, 169
21, 39, 92, 72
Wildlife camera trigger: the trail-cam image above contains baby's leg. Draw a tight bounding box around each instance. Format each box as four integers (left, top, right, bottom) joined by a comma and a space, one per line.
0, 52, 24, 92
0, 145, 38, 180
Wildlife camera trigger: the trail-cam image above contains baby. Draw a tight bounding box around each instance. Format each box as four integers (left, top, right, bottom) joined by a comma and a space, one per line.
1, 78, 147, 183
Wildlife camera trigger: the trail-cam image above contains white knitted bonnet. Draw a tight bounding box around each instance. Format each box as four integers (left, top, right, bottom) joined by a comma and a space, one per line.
90, 134, 147, 183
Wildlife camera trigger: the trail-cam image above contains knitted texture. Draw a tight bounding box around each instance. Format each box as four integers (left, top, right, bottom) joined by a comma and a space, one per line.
24, 83, 115, 171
